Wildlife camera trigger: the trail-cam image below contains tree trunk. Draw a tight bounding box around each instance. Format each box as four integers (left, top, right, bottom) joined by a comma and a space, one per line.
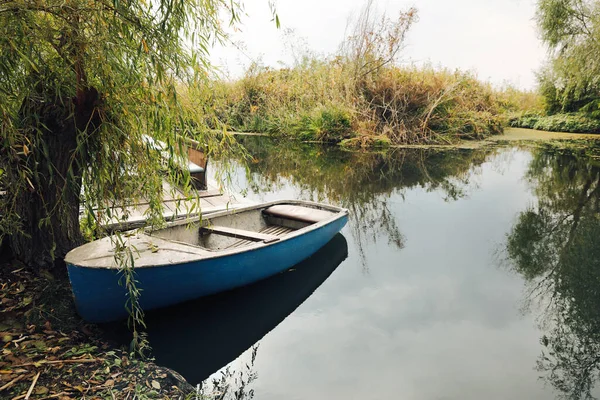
10, 86, 101, 268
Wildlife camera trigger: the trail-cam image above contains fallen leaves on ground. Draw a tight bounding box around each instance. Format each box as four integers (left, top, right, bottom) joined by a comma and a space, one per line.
1, 261, 193, 399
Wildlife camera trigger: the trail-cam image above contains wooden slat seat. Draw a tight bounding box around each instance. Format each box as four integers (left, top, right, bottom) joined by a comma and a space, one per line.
223, 224, 296, 250
201, 225, 279, 243
263, 205, 335, 224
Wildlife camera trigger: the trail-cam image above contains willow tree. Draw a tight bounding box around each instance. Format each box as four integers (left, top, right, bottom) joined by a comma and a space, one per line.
536, 0, 600, 114
0, 0, 265, 267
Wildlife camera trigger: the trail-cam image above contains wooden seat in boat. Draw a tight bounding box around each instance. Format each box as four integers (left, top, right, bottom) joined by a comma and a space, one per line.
200, 225, 279, 243
263, 204, 335, 224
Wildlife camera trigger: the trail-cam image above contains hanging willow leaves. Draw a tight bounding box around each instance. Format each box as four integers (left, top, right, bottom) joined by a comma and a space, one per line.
536, 0, 600, 114
0, 0, 252, 267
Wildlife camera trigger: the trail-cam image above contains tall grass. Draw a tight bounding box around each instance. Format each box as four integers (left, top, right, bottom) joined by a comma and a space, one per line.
193, 62, 506, 145
187, 2, 519, 146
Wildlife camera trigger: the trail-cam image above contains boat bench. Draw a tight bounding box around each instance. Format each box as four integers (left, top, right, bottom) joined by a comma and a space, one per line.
262, 205, 335, 224
200, 225, 280, 243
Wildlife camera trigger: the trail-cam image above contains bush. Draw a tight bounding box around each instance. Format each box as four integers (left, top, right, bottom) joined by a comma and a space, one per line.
195, 64, 507, 145
181, 3, 509, 146
294, 107, 353, 142
509, 112, 600, 133
508, 112, 541, 129
533, 114, 600, 133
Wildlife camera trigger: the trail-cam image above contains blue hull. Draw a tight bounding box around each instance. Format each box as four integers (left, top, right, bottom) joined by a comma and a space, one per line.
67, 214, 347, 322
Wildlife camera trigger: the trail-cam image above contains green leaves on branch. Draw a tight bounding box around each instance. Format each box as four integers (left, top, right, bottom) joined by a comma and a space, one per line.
0, 0, 249, 264
536, 0, 600, 115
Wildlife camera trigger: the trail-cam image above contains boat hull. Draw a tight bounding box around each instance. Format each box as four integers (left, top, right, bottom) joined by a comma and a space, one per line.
67, 212, 347, 322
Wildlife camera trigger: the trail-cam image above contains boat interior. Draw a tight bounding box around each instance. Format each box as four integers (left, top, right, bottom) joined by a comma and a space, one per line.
151, 203, 338, 251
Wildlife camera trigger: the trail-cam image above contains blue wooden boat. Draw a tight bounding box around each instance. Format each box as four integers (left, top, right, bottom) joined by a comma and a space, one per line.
65, 200, 349, 322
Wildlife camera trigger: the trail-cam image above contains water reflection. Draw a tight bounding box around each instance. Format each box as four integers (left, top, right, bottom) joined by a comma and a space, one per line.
506, 147, 600, 399
236, 137, 494, 268
105, 233, 348, 385
97, 140, 600, 399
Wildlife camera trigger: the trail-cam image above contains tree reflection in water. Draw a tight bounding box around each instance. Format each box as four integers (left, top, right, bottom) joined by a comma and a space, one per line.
234, 136, 494, 269
506, 146, 600, 399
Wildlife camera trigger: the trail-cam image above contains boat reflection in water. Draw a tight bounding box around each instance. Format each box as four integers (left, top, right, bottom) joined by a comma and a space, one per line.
107, 233, 348, 384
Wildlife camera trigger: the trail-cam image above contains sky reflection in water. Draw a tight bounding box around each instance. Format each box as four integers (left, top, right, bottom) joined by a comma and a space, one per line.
126, 140, 600, 400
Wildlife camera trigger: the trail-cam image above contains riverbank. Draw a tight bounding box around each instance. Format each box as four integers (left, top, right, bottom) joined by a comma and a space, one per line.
201, 65, 506, 145
230, 127, 600, 150
509, 112, 600, 134
490, 127, 600, 141
358, 127, 600, 149
184, 4, 542, 148
0, 258, 196, 399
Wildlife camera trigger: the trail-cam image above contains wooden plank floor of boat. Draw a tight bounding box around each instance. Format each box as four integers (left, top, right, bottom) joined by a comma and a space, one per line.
224, 225, 296, 249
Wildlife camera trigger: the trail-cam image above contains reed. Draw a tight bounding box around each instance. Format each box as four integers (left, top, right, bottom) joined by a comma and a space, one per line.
180, 3, 521, 146
188, 61, 513, 146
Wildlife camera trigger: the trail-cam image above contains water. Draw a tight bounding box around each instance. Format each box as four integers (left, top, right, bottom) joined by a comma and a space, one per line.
108, 139, 600, 399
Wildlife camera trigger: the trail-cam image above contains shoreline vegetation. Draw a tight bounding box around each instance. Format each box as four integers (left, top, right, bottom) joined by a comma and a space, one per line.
181, 25, 598, 147
193, 63, 508, 147
179, 5, 527, 148
508, 112, 600, 134
183, 0, 600, 145
188, 64, 599, 144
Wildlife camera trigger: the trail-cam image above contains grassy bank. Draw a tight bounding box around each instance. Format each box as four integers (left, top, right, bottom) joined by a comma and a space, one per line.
183, 6, 527, 147
509, 112, 600, 134
190, 63, 508, 147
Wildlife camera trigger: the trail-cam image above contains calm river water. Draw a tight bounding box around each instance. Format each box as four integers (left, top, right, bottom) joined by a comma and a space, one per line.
109, 138, 600, 399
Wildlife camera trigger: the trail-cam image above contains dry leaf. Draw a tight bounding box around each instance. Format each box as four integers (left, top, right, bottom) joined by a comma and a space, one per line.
34, 386, 49, 395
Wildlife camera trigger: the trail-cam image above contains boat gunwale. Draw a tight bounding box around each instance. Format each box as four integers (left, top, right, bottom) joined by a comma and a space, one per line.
65, 200, 349, 270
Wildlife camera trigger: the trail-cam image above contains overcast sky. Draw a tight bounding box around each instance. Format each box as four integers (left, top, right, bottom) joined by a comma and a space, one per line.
210, 0, 547, 90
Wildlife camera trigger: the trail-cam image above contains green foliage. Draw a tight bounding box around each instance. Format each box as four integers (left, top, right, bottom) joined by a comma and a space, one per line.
113, 233, 150, 357
186, 3, 505, 146
495, 85, 545, 117
356, 66, 505, 142
0, 0, 263, 359
532, 113, 600, 133
295, 107, 353, 141
508, 112, 540, 130
535, 0, 600, 115
509, 112, 600, 133
0, 0, 247, 266
197, 62, 506, 145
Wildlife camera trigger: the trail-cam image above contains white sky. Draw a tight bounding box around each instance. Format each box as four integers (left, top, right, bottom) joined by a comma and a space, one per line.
210, 0, 547, 90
